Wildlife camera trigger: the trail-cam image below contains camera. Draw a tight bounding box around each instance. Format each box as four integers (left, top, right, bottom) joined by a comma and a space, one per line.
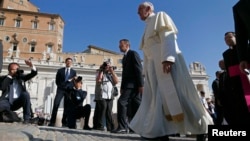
75, 76, 82, 83
100, 62, 117, 71
100, 62, 108, 70
16, 69, 24, 76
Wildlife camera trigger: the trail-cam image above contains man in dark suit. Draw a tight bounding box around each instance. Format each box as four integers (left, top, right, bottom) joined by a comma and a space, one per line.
48, 57, 77, 127
233, 0, 250, 75
211, 70, 224, 125
112, 39, 144, 133
0, 39, 3, 73
0, 59, 38, 123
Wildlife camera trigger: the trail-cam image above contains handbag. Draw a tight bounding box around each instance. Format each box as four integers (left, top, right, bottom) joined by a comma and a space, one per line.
106, 73, 119, 97
112, 86, 119, 97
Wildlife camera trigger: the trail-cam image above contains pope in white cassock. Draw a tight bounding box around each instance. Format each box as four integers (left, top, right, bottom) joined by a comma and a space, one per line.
129, 2, 213, 141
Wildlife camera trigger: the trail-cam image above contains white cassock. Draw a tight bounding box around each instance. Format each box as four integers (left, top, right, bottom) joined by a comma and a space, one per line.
129, 12, 213, 138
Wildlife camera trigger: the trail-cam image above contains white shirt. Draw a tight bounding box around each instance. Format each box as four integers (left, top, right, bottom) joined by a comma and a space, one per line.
8, 65, 36, 99
11, 79, 21, 99
101, 74, 113, 99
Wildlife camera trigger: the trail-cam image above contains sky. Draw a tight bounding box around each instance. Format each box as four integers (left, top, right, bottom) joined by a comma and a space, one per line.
31, 0, 238, 88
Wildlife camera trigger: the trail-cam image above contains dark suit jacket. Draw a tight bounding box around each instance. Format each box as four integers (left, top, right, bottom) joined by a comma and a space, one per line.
55, 67, 77, 89
0, 69, 38, 102
121, 50, 144, 89
67, 88, 87, 107
233, 0, 250, 62
0, 41, 2, 73
212, 78, 220, 103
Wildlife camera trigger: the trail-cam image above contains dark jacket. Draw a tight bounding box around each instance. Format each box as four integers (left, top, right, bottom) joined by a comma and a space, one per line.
233, 0, 250, 62
121, 50, 144, 89
0, 41, 2, 73
67, 88, 87, 107
0, 69, 38, 101
55, 67, 77, 89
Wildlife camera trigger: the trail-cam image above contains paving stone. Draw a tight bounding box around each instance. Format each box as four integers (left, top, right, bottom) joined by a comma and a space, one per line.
0, 122, 209, 141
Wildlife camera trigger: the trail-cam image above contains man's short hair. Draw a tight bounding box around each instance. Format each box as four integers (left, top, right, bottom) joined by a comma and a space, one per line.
8, 62, 20, 71
224, 31, 235, 36
119, 39, 130, 46
215, 71, 221, 76
65, 57, 72, 62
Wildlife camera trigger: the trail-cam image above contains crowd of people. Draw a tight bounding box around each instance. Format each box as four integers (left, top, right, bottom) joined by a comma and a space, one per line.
210, 31, 250, 126
208, 0, 250, 132
0, 1, 249, 141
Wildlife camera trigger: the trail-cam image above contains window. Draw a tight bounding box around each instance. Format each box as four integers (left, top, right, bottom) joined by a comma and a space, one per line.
73, 55, 77, 62
32, 21, 38, 29
49, 23, 54, 30
31, 16, 39, 29
0, 18, 4, 26
47, 45, 52, 53
30, 45, 35, 52
15, 20, 21, 27
12, 43, 17, 51
48, 18, 55, 31
58, 56, 63, 62
5, 36, 10, 42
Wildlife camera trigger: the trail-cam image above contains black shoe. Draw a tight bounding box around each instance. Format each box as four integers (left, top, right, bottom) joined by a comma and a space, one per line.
129, 130, 135, 134
196, 134, 207, 141
111, 128, 127, 134
128, 128, 135, 134
61, 123, 67, 128
141, 135, 169, 141
23, 119, 30, 124
107, 127, 114, 132
169, 133, 180, 137
93, 126, 105, 131
48, 123, 55, 127
83, 126, 92, 130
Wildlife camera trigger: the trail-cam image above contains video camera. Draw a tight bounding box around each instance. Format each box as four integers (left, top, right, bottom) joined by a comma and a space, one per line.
100, 62, 117, 71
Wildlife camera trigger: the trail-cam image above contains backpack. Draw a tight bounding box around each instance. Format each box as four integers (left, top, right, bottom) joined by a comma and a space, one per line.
0, 110, 21, 123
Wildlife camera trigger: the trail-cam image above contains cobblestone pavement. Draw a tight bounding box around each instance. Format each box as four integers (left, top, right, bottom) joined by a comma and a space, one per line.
0, 122, 198, 141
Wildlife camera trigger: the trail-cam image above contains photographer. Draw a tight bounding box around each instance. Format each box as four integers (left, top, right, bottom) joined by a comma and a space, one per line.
0, 59, 38, 124
93, 61, 118, 131
66, 76, 91, 130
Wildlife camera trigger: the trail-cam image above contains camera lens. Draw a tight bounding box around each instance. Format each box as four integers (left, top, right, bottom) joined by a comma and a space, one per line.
17, 69, 24, 74
103, 62, 107, 67
77, 76, 82, 81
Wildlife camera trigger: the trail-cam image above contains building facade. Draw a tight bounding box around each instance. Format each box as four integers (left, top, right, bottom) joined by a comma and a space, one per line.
0, 0, 211, 127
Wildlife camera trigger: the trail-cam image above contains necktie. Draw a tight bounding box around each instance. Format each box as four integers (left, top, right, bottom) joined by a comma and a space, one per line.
65, 68, 70, 81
